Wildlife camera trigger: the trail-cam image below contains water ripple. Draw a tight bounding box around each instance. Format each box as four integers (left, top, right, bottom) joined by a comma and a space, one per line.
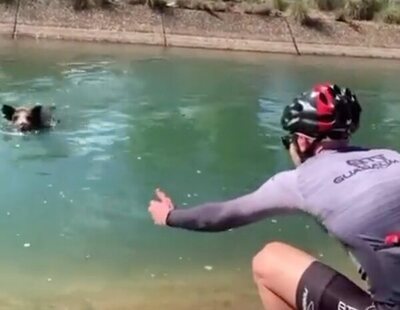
257, 96, 283, 133
65, 111, 131, 157
60, 61, 117, 86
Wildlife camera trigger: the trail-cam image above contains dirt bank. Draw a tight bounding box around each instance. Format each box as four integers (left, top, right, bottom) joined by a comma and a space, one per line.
1, 1, 400, 59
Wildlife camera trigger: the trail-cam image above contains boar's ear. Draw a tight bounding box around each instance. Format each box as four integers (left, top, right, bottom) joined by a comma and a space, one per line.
2, 105, 15, 121
30, 105, 43, 127
35, 105, 56, 127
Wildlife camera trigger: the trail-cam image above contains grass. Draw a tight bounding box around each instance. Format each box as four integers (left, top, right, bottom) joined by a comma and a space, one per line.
289, 0, 311, 23
313, 0, 345, 11
288, 0, 400, 23
341, 0, 400, 21
379, 1, 400, 23
273, 0, 289, 11
73, 0, 120, 10
286, 0, 332, 32
343, 0, 382, 20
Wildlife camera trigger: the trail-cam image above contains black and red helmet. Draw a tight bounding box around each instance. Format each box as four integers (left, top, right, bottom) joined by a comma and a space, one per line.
281, 83, 361, 139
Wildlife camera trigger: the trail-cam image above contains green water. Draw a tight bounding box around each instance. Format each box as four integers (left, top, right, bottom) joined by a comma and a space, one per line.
0, 38, 399, 309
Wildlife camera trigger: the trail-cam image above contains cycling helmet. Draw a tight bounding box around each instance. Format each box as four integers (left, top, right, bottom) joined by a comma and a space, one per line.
281, 83, 361, 140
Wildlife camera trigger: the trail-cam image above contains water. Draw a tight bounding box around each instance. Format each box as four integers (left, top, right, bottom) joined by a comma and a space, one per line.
0, 38, 399, 309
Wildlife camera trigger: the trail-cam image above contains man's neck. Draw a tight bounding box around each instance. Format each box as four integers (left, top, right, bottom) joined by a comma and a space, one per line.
315, 139, 349, 154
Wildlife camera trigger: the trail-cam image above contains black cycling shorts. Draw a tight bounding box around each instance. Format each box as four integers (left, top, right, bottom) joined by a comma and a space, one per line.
295, 261, 376, 310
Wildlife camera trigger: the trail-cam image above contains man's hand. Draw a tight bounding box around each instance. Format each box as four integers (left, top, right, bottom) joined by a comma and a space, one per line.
148, 188, 175, 225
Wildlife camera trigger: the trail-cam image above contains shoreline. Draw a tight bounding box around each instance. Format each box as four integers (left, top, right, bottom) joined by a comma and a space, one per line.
0, 246, 362, 310
1, 2, 400, 60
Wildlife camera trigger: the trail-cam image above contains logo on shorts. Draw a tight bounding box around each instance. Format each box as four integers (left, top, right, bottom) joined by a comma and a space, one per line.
337, 300, 367, 310
302, 288, 314, 310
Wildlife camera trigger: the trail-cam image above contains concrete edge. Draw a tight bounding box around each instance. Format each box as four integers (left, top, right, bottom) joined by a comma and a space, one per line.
1, 23, 400, 59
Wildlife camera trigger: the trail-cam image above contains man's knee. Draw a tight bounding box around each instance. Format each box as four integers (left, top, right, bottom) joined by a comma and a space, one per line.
252, 241, 288, 282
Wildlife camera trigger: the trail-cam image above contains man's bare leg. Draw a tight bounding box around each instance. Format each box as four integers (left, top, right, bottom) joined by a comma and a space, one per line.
255, 279, 293, 310
252, 242, 317, 309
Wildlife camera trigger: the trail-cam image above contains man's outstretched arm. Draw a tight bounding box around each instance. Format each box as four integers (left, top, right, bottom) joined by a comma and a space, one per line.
166, 170, 304, 232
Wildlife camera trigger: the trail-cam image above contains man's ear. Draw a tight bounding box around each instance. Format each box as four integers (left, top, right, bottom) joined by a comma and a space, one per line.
30, 105, 43, 126
296, 135, 312, 153
2, 105, 15, 121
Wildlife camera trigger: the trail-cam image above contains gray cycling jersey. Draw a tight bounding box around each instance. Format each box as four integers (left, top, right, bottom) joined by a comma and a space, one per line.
166, 146, 400, 307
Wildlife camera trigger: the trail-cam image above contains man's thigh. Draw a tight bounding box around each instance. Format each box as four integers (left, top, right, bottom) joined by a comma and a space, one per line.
296, 260, 375, 310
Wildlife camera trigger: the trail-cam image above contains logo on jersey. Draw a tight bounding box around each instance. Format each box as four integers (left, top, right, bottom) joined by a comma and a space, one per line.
333, 154, 400, 184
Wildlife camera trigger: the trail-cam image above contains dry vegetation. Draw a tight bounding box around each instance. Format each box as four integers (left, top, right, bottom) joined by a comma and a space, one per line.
1, 0, 399, 25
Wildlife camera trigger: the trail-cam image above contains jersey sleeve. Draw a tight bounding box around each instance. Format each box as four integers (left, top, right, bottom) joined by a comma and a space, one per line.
166, 169, 305, 232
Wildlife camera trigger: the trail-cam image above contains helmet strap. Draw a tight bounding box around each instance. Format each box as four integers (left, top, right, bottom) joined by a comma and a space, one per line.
294, 135, 324, 163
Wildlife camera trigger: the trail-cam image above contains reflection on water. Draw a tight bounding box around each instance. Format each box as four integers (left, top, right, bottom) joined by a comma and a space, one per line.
0, 38, 399, 308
